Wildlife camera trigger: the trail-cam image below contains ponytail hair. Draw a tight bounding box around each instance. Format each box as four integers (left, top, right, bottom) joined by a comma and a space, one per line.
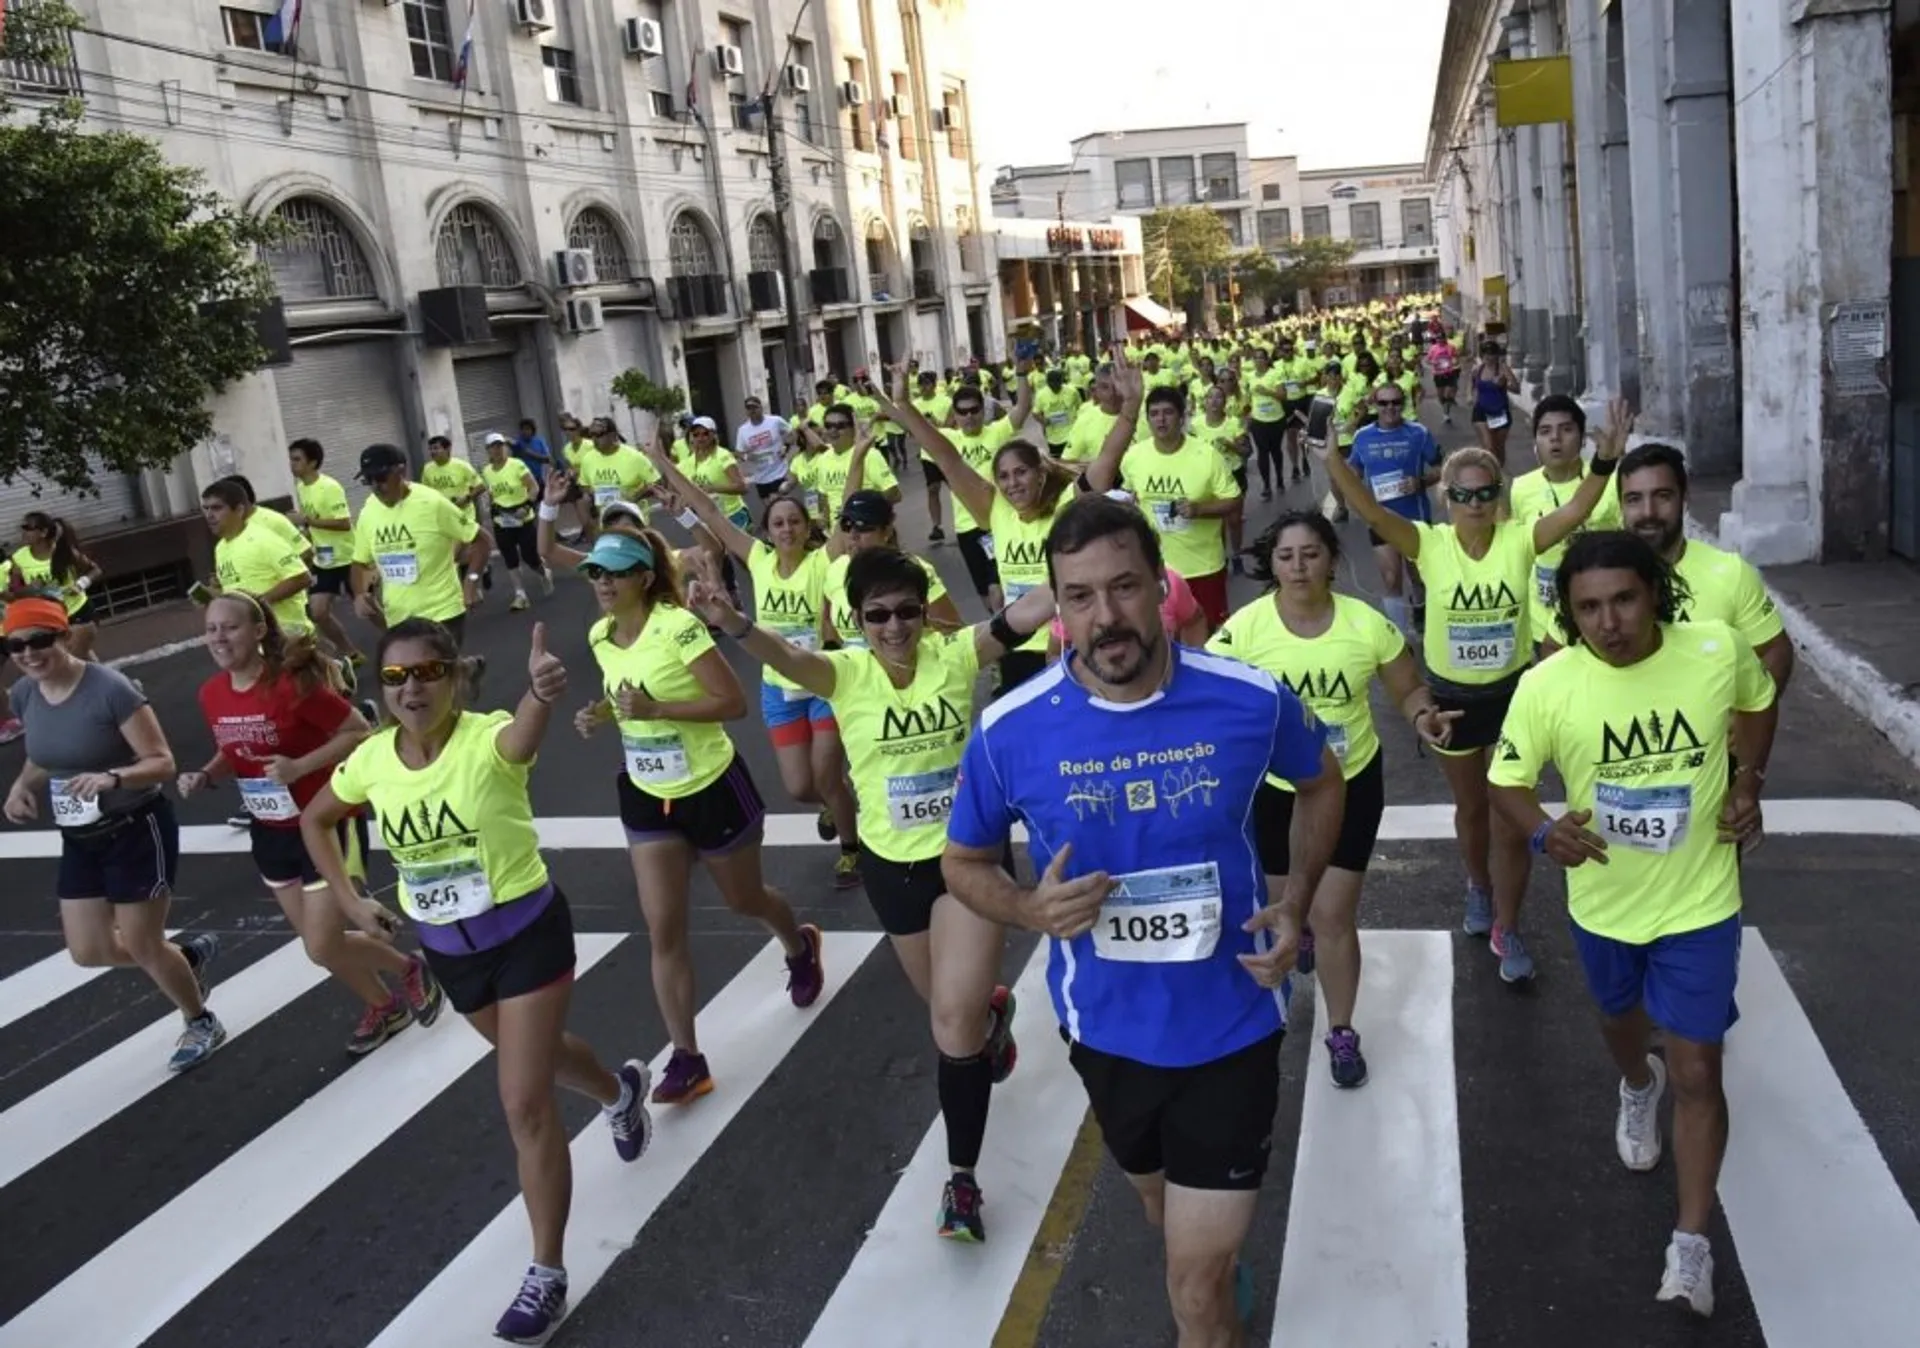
22, 511, 80, 581
634, 526, 686, 608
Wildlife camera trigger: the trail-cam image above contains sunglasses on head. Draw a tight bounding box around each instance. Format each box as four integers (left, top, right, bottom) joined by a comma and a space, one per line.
5, 632, 61, 655
377, 659, 453, 688
1447, 484, 1502, 505
581, 562, 643, 582
861, 601, 925, 626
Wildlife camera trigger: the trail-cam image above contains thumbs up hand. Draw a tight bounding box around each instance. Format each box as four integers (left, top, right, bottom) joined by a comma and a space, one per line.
528, 622, 567, 704
1029, 842, 1116, 940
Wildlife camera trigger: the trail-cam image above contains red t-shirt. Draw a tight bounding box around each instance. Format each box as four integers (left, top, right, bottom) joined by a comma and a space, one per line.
197, 670, 355, 826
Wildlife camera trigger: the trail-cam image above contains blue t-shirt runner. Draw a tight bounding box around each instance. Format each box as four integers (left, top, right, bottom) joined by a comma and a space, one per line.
948, 646, 1328, 1068
1348, 419, 1440, 523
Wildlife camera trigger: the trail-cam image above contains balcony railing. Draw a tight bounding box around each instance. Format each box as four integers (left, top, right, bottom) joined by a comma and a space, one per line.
809, 267, 852, 306
868, 270, 896, 302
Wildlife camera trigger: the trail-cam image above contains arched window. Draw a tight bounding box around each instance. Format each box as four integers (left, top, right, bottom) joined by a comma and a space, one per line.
566, 208, 631, 282
434, 203, 522, 289
747, 215, 783, 275
668, 212, 718, 277
262, 198, 379, 303
812, 216, 844, 272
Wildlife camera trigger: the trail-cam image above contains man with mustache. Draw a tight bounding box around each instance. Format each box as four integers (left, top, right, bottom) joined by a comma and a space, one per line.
941, 492, 1344, 1346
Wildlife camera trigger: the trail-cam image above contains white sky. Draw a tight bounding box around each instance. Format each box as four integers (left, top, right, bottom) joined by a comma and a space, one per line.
966, 0, 1449, 174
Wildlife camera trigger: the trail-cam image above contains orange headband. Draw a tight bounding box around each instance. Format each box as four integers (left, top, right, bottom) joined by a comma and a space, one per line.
3, 597, 70, 636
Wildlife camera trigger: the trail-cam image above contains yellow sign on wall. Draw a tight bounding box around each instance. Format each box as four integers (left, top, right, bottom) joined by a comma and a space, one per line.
1483, 275, 1509, 326
1493, 55, 1574, 126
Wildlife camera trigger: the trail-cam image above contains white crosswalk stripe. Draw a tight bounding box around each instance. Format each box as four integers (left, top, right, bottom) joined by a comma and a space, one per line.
0, 922, 1915, 1348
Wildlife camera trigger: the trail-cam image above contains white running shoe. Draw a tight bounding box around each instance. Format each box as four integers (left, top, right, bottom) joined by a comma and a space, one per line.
1656, 1232, 1714, 1317
1616, 1053, 1667, 1171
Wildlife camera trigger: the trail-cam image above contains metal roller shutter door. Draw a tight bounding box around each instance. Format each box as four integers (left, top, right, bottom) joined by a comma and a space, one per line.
453, 355, 521, 466
273, 341, 411, 511
0, 463, 142, 539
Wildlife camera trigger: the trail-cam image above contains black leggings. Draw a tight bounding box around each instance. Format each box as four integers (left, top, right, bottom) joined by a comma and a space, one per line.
1249, 419, 1287, 491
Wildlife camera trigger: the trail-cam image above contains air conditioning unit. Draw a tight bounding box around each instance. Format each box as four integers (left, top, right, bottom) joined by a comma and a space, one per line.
513, 0, 553, 33
621, 17, 663, 56
712, 43, 744, 77
839, 80, 864, 108
784, 63, 811, 93
887, 94, 909, 118
554, 247, 598, 288
565, 296, 604, 333
928, 107, 950, 132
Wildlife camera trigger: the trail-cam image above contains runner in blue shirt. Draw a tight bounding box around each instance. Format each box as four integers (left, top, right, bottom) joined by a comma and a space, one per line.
1346, 383, 1441, 637
942, 492, 1343, 1343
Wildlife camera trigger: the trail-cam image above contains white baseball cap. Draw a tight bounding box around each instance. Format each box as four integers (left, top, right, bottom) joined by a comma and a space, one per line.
483, 431, 509, 446
689, 415, 718, 432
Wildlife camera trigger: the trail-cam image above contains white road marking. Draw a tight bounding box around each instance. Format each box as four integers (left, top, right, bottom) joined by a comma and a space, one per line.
801, 941, 1079, 1348
1272, 931, 1468, 1347
0, 798, 1909, 861
0, 930, 179, 1033
0, 937, 625, 1348
366, 930, 883, 1348
1720, 928, 1920, 1347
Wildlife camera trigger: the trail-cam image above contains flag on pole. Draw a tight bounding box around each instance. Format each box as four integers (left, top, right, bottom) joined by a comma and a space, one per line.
452, 0, 478, 90
263, 0, 303, 56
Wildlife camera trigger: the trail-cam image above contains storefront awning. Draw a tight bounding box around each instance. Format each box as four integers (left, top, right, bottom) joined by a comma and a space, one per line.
1124, 296, 1181, 331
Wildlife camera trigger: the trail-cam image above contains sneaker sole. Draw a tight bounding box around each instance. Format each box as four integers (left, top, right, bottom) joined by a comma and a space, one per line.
494, 1299, 569, 1346
651, 1076, 716, 1106
346, 1015, 410, 1057
168, 1025, 228, 1074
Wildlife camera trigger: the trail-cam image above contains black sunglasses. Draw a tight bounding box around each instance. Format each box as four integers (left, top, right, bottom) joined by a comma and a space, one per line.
1447, 484, 1502, 505
823, 420, 855, 432
5, 632, 61, 655
378, 659, 452, 688
581, 562, 643, 581
1375, 397, 1405, 408
861, 601, 926, 626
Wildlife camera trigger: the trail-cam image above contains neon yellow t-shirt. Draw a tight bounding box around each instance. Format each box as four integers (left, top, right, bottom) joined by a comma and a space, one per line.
421, 457, 484, 521
573, 444, 660, 519
940, 423, 1015, 532
251, 506, 309, 556
1119, 436, 1242, 579
1509, 465, 1621, 644
1032, 386, 1083, 445
1193, 413, 1247, 463
824, 551, 947, 648
806, 446, 899, 528
295, 473, 355, 569
1489, 621, 1776, 943
1209, 593, 1405, 787
1412, 520, 1536, 686
352, 485, 480, 625
330, 709, 549, 921
481, 458, 538, 520
822, 629, 981, 863
988, 492, 1073, 653
676, 446, 746, 520
10, 545, 86, 615
747, 541, 830, 691
1671, 540, 1785, 652
215, 516, 312, 635
587, 606, 736, 800
1249, 368, 1288, 423
910, 394, 954, 452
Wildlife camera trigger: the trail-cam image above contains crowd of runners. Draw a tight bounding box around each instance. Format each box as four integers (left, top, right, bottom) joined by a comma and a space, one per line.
1, 294, 1790, 1345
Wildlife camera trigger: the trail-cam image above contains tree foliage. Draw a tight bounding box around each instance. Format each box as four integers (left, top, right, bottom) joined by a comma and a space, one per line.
611, 370, 687, 418
1140, 207, 1234, 306
1248, 235, 1362, 305
0, 2, 279, 493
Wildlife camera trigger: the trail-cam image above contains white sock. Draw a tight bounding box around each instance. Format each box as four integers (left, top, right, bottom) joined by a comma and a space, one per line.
1673, 1230, 1709, 1251
530, 1261, 567, 1283
604, 1071, 634, 1117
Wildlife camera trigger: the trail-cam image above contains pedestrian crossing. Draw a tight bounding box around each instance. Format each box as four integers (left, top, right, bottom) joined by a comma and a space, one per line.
1, 921, 1917, 1347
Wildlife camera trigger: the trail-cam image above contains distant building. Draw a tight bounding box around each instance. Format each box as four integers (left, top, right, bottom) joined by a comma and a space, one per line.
993, 217, 1148, 353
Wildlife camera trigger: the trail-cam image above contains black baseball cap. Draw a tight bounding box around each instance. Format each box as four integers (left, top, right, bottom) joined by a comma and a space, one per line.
356, 443, 408, 483
839, 490, 894, 531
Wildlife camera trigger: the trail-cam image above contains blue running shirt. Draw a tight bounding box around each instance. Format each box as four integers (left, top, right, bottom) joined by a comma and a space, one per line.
1347, 421, 1441, 523
948, 646, 1328, 1068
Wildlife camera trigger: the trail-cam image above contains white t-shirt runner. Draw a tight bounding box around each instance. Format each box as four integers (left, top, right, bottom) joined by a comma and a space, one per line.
734, 415, 791, 486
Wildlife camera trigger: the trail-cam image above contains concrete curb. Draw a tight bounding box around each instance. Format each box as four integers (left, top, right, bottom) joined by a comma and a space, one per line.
106, 635, 206, 672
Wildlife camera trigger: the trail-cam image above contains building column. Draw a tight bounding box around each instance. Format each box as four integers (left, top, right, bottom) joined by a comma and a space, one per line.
1526, 0, 1582, 395
1723, 0, 1892, 562
1566, 0, 1640, 406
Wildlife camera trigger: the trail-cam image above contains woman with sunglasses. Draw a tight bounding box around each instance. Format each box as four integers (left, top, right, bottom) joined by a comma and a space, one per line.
10, 512, 104, 662
685, 548, 1056, 1244
1317, 419, 1625, 985
639, 439, 866, 888
1209, 512, 1459, 1090
301, 617, 652, 1345
876, 364, 1091, 691
2, 598, 225, 1072
572, 530, 826, 1107
180, 593, 442, 1056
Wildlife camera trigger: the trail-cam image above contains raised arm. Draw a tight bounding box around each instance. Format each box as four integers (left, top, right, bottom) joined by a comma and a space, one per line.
1083, 355, 1145, 495
1533, 398, 1631, 554
876, 364, 997, 527
642, 441, 756, 562
1311, 437, 1420, 560
496, 622, 566, 765
684, 576, 838, 700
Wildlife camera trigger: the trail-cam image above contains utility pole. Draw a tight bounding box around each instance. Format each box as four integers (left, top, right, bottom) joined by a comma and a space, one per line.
762, 91, 813, 416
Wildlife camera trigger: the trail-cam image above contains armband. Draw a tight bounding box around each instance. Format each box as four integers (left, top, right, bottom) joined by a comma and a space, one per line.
988, 607, 1029, 650
1529, 819, 1552, 855
1590, 455, 1618, 477
537, 503, 561, 522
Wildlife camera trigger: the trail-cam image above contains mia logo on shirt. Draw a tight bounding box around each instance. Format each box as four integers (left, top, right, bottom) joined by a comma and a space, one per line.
369, 522, 418, 549
381, 798, 474, 851
1598, 707, 1706, 767
879, 697, 967, 744
999, 536, 1046, 570
1138, 473, 1188, 499
759, 589, 816, 621
1280, 668, 1353, 703
1449, 579, 1521, 612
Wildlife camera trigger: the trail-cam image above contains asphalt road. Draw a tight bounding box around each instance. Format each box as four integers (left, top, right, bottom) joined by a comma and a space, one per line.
1, 398, 1916, 1348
